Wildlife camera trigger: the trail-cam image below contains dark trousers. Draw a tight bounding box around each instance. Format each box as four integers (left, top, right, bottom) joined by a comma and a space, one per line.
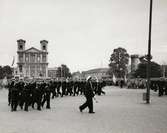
24, 100, 29, 111
73, 87, 78, 96
56, 87, 61, 97
11, 99, 18, 111
8, 92, 11, 106
51, 89, 57, 99
80, 97, 93, 112
32, 98, 42, 110
158, 87, 164, 96
42, 96, 50, 109
61, 88, 66, 97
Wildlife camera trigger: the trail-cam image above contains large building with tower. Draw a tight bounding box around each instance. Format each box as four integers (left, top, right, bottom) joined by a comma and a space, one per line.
15, 39, 49, 78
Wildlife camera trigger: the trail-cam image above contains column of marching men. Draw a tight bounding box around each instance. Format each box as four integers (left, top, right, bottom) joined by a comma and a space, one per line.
7, 78, 106, 112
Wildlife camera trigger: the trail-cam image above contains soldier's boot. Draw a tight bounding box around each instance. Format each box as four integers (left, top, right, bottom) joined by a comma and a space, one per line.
32, 103, 34, 109
24, 107, 28, 112
37, 101, 41, 110
46, 99, 50, 109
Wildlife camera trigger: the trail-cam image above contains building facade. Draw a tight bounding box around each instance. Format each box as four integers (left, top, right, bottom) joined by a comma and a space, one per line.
16, 39, 48, 78
72, 71, 83, 80
82, 68, 110, 80
48, 67, 58, 78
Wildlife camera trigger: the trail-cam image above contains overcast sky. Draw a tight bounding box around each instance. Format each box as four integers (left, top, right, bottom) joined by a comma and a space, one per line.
0, 0, 167, 72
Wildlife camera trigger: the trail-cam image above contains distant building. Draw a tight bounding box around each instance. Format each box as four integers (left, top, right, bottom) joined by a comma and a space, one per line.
72, 71, 83, 80
130, 54, 140, 73
82, 68, 110, 80
16, 39, 48, 78
161, 65, 167, 78
48, 67, 58, 78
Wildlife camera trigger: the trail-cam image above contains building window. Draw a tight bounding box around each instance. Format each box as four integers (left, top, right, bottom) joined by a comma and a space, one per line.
25, 54, 29, 62
30, 65, 35, 77
32, 54, 35, 62
30, 53, 35, 63
19, 53, 23, 62
37, 65, 40, 76
18, 44, 23, 50
26, 65, 29, 76
20, 45, 23, 49
43, 45, 46, 50
42, 65, 46, 77
19, 65, 22, 73
42, 54, 46, 62
37, 54, 40, 62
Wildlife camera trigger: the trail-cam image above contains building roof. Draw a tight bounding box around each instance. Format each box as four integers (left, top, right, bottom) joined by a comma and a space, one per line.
48, 67, 58, 71
17, 47, 48, 53
82, 68, 109, 74
24, 47, 42, 53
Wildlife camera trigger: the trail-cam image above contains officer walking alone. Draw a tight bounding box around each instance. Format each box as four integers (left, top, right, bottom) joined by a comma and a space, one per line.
79, 76, 95, 114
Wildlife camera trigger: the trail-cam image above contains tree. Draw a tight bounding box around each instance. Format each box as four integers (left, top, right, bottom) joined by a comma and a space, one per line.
133, 61, 161, 78
56, 64, 72, 78
0, 66, 3, 79
2, 65, 13, 79
108, 47, 129, 78
0, 65, 13, 79
56, 67, 62, 78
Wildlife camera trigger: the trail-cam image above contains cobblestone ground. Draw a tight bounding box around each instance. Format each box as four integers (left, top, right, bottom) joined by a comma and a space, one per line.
0, 86, 167, 133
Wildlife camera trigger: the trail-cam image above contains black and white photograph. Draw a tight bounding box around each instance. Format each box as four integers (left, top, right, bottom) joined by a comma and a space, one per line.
0, 0, 167, 133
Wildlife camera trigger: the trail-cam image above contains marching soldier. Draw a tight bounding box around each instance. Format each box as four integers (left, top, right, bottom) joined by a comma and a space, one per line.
73, 80, 78, 96
31, 81, 43, 111
23, 82, 31, 111
7, 79, 14, 106
18, 79, 25, 110
11, 80, 19, 111
61, 79, 66, 97
56, 80, 61, 97
50, 80, 57, 99
42, 83, 51, 109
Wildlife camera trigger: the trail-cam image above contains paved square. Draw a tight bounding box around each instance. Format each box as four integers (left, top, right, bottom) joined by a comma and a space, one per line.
0, 87, 167, 133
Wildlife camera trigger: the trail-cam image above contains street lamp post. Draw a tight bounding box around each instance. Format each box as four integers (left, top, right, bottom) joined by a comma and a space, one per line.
146, 0, 153, 104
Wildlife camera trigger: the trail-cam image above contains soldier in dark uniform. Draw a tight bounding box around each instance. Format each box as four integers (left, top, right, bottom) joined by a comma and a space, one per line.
79, 76, 95, 114
50, 80, 57, 99
120, 79, 124, 88
73, 80, 78, 96
96, 81, 105, 95
61, 79, 66, 97
42, 83, 51, 109
77, 80, 82, 95
68, 80, 73, 96
31, 81, 43, 111
23, 81, 31, 111
31, 81, 36, 109
66, 79, 70, 96
18, 79, 25, 110
8, 79, 14, 106
80, 80, 85, 95
56, 80, 61, 97
11, 80, 19, 111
